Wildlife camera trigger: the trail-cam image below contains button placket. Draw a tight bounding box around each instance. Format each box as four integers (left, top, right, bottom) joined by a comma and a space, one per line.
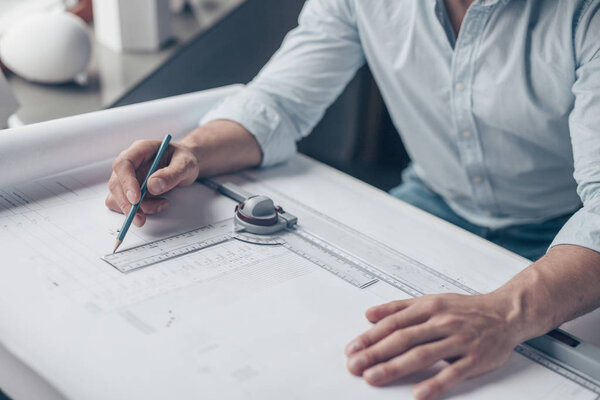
449, 4, 500, 216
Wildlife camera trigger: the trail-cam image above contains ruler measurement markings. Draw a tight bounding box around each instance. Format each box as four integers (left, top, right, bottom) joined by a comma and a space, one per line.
103, 232, 233, 273
283, 243, 375, 289
239, 175, 478, 295
291, 228, 433, 297
515, 344, 600, 394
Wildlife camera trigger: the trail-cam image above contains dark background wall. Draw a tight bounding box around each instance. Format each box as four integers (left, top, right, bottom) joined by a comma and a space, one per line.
112, 0, 409, 191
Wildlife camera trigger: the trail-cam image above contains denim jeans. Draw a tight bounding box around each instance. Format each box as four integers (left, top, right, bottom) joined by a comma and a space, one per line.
389, 172, 573, 261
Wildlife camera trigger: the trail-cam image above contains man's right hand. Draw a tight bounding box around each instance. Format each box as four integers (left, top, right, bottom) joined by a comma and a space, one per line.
105, 139, 201, 227
105, 120, 263, 227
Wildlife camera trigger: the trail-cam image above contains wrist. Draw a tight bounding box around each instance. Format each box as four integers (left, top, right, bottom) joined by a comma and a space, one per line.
485, 269, 556, 342
178, 120, 262, 178
178, 127, 206, 163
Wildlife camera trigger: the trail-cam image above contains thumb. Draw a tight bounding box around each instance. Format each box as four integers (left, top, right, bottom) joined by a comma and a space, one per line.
147, 153, 198, 195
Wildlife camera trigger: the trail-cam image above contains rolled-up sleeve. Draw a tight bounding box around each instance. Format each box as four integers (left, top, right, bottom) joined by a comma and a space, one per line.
550, 5, 600, 252
200, 0, 365, 167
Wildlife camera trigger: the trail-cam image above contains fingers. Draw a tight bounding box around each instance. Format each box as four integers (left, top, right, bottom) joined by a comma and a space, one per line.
412, 357, 473, 400
106, 193, 146, 227
139, 198, 170, 215
132, 211, 146, 227
107, 173, 133, 214
106, 172, 168, 227
345, 303, 426, 356
348, 293, 518, 399
147, 151, 199, 195
105, 193, 145, 227
114, 158, 142, 204
112, 140, 161, 204
347, 323, 448, 375
361, 337, 463, 387
366, 299, 414, 323
107, 139, 178, 227
106, 194, 168, 216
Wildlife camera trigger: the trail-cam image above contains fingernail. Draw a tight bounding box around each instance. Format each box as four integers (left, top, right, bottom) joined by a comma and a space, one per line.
364, 367, 384, 384
346, 341, 364, 355
150, 178, 166, 193
126, 190, 136, 204
349, 355, 367, 371
413, 386, 431, 400
367, 305, 378, 314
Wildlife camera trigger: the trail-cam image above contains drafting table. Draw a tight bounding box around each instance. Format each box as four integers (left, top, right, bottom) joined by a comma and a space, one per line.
0, 87, 599, 400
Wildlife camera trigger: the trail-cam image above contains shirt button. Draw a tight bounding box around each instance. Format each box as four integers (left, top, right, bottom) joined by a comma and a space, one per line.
472, 175, 482, 184
455, 82, 465, 91
462, 130, 472, 138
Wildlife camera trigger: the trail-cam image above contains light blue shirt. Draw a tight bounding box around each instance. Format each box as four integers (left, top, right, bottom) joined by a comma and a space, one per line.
201, 0, 600, 254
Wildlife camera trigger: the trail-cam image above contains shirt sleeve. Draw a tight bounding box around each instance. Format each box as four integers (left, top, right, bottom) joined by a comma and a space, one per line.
550, 4, 600, 253
200, 0, 365, 167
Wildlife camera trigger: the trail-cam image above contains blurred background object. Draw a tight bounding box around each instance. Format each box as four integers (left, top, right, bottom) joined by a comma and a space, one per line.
170, 0, 187, 13
0, 12, 91, 84
69, 0, 93, 22
0, 69, 19, 129
92, 0, 172, 52
186, 0, 240, 25
0, 0, 92, 74
0, 0, 64, 37
0, 0, 92, 31
2, 0, 245, 126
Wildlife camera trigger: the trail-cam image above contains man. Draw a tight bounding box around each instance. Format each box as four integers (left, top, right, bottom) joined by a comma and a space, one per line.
106, 1, 600, 399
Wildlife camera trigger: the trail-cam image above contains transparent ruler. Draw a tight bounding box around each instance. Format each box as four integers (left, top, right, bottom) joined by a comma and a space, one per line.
102, 217, 600, 394
103, 219, 378, 288
103, 220, 235, 273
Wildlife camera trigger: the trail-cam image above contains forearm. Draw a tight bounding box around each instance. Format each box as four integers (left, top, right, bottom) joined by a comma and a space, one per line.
180, 119, 263, 178
490, 244, 600, 341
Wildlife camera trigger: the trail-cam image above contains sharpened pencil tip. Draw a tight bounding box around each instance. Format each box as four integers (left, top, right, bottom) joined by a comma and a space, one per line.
113, 239, 122, 254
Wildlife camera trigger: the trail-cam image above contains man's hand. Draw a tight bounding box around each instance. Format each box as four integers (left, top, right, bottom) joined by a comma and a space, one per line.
105, 120, 262, 226
106, 139, 201, 227
345, 293, 525, 400
344, 244, 600, 400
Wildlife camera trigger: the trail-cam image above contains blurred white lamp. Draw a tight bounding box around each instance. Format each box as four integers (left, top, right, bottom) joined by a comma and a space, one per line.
0, 12, 91, 84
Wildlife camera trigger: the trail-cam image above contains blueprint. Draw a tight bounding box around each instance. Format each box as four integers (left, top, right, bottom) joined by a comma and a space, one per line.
0, 160, 597, 400
0, 87, 598, 399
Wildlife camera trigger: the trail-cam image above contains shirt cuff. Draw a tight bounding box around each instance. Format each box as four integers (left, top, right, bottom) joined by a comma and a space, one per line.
199, 87, 298, 167
549, 199, 600, 254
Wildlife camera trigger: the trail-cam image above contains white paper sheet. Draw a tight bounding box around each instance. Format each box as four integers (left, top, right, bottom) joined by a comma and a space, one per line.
0, 162, 597, 400
0, 84, 240, 187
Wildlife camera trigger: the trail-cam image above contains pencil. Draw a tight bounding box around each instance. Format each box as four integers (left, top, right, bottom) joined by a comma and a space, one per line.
113, 134, 172, 253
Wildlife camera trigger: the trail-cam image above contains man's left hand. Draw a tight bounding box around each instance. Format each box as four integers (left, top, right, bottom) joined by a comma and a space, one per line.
345, 293, 525, 400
